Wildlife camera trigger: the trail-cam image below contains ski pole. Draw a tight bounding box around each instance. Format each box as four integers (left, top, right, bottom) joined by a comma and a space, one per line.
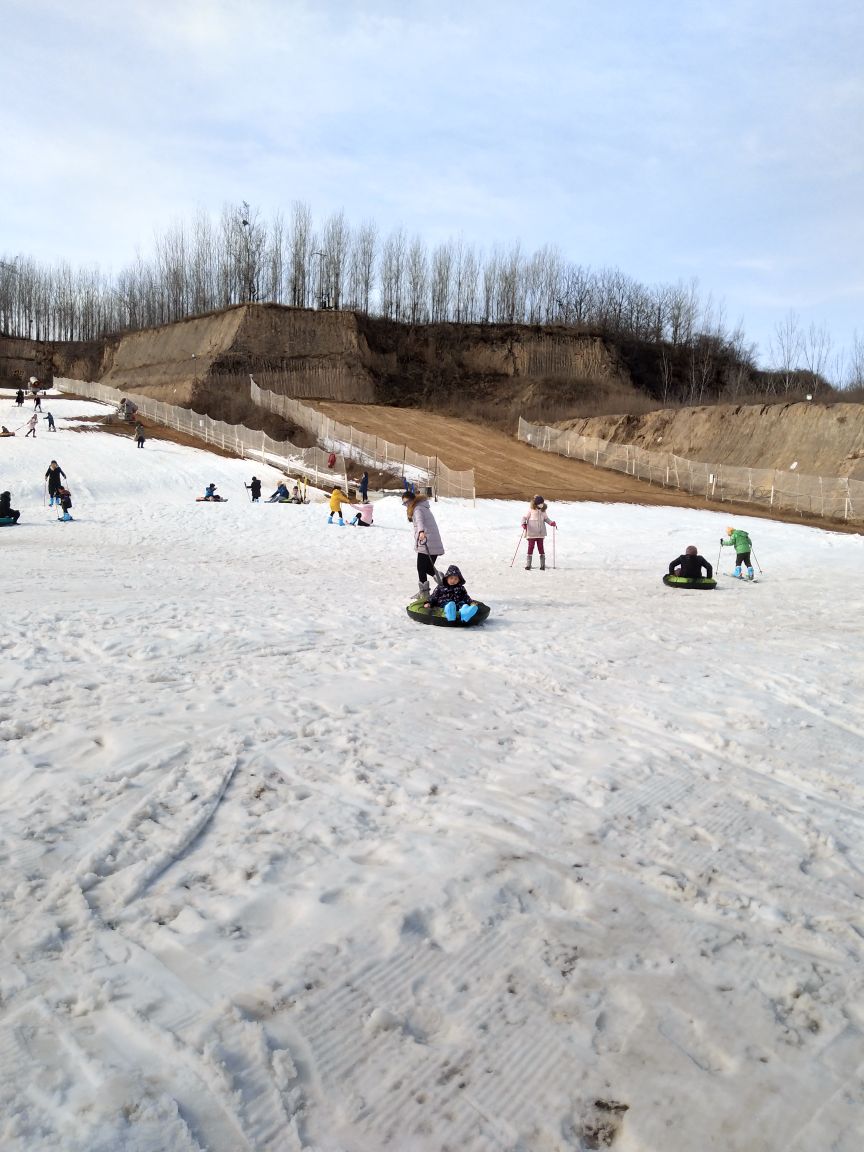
752, 549, 763, 574
509, 529, 526, 567
552, 524, 557, 570
716, 541, 723, 575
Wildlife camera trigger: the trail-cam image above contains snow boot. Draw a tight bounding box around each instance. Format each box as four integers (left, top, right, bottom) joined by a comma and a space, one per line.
444, 602, 458, 622
525, 555, 533, 570
733, 565, 742, 579
338, 517, 345, 526
413, 580, 431, 602
746, 567, 755, 580
539, 554, 546, 570
460, 604, 479, 623
327, 514, 333, 523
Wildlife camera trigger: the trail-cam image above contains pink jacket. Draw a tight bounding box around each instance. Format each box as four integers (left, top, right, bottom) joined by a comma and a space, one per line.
357, 502, 373, 525
522, 507, 553, 539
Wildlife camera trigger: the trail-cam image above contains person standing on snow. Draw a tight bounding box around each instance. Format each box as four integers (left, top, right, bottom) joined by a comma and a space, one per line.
403, 490, 444, 599
56, 487, 73, 521
521, 495, 557, 570
33, 393, 42, 411
246, 476, 262, 502
358, 471, 369, 501
327, 487, 351, 525
25, 413, 38, 438
43, 412, 56, 431
45, 460, 67, 505
134, 422, 146, 448
720, 526, 754, 580
15, 388, 24, 407
669, 546, 713, 579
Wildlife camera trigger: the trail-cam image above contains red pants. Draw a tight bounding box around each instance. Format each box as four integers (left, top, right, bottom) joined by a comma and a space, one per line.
527, 538, 545, 555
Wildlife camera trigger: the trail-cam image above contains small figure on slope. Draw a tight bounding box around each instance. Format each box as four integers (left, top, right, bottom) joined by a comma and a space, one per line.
56, 486, 73, 521
134, 422, 146, 448
45, 460, 67, 505
33, 393, 42, 411
358, 471, 369, 501
203, 483, 223, 502
721, 526, 754, 580
0, 491, 20, 524
351, 502, 374, 527
403, 489, 443, 599
15, 388, 24, 407
1, 425, 14, 437
43, 411, 56, 431
328, 487, 351, 525
424, 564, 479, 624
669, 545, 713, 580
267, 482, 289, 502
521, 495, 556, 570
25, 413, 38, 438
290, 483, 305, 504
246, 476, 262, 502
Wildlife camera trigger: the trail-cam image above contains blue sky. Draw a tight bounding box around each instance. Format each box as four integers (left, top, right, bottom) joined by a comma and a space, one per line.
4, 0, 863, 370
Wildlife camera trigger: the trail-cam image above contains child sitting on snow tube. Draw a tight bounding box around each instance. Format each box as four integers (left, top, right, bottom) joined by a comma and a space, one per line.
424, 564, 479, 624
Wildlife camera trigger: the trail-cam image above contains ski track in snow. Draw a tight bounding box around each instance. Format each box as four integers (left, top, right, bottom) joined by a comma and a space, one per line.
0, 395, 863, 1150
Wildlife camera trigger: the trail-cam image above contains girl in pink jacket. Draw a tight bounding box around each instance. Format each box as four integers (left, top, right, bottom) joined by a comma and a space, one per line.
521, 495, 556, 570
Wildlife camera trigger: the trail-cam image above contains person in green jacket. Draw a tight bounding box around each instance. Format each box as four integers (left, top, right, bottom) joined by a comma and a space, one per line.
721, 526, 754, 580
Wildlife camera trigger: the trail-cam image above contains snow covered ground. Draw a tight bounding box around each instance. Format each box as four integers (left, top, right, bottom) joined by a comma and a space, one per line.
1, 396, 863, 1152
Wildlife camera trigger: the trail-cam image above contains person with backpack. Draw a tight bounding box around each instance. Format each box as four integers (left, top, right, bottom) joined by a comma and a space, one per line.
720, 526, 755, 580
521, 495, 557, 570
45, 460, 67, 505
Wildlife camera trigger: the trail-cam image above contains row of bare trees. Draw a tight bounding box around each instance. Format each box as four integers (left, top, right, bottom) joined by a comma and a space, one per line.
2, 202, 861, 391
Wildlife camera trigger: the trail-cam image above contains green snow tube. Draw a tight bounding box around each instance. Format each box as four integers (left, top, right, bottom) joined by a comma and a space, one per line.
406, 601, 491, 627
0, 517, 17, 527
663, 574, 716, 590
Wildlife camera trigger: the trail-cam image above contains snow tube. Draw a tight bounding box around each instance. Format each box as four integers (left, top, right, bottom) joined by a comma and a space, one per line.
196, 497, 228, 502
0, 517, 17, 526
663, 574, 716, 590
406, 601, 490, 627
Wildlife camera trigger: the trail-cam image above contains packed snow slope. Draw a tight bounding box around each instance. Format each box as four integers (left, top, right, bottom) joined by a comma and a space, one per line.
1, 397, 864, 1152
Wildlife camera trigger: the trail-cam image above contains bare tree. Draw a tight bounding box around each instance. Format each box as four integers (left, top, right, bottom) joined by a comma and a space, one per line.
348, 219, 377, 313
406, 235, 428, 324
429, 241, 453, 322
769, 310, 803, 395
288, 201, 313, 308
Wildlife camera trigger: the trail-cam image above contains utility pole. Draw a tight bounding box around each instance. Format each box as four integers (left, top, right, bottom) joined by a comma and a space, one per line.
313, 250, 327, 309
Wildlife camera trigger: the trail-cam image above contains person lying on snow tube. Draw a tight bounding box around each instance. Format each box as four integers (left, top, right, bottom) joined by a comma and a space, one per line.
424, 564, 479, 624
668, 545, 712, 580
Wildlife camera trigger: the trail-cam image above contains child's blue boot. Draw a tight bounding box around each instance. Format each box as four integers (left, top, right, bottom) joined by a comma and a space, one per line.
327, 514, 333, 523
460, 604, 479, 623
747, 567, 755, 580
733, 565, 742, 579
443, 602, 457, 622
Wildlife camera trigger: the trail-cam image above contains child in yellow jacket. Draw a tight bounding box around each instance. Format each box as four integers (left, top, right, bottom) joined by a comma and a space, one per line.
328, 488, 350, 525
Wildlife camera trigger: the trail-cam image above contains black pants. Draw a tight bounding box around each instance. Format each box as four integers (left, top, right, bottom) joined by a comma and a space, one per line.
736, 552, 752, 567
417, 554, 438, 581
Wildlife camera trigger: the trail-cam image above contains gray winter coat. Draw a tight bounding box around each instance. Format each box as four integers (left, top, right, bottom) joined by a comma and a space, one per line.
410, 498, 444, 557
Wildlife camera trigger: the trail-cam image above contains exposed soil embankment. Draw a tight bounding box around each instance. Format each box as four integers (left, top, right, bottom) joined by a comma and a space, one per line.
560, 403, 864, 480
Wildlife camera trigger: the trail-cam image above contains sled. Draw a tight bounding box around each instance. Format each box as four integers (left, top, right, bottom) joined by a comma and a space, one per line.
406, 601, 491, 627
196, 497, 228, 502
0, 516, 17, 526
662, 574, 716, 590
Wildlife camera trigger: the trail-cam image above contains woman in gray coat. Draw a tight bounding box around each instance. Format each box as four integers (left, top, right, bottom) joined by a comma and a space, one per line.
402, 491, 444, 599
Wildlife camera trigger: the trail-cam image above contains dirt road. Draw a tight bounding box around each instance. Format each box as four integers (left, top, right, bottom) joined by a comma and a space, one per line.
315, 402, 860, 533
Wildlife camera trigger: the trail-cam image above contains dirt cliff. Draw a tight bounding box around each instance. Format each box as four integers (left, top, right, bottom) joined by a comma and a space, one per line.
559, 403, 864, 480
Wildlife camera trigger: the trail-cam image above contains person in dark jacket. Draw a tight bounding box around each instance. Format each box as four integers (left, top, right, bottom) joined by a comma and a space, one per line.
425, 564, 479, 624
668, 546, 713, 579
358, 471, 369, 501
246, 476, 262, 502
56, 487, 73, 521
134, 422, 145, 448
0, 491, 20, 523
43, 412, 56, 431
15, 388, 24, 407
45, 460, 66, 505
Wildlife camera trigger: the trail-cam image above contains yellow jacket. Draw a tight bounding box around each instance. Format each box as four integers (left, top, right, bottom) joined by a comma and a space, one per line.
329, 489, 350, 513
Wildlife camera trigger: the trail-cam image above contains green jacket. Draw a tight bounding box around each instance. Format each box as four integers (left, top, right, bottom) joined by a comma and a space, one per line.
721, 529, 752, 552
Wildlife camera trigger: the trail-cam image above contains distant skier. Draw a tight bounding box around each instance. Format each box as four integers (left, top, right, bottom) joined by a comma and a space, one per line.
45, 460, 67, 505
56, 486, 73, 521
669, 546, 712, 579
25, 413, 38, 438
33, 393, 42, 411
327, 451, 337, 469
327, 487, 351, 525
134, 422, 145, 448
43, 411, 56, 431
246, 476, 262, 502
0, 491, 20, 524
721, 526, 754, 580
358, 471, 369, 501
521, 495, 557, 570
